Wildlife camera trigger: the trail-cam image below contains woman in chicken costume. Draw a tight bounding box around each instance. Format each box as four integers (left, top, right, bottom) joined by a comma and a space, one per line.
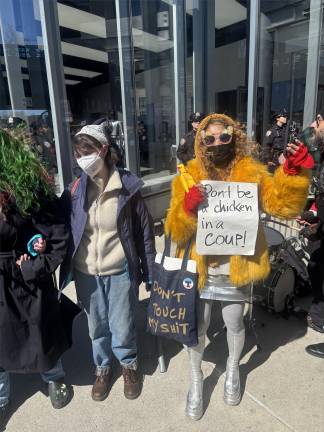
165, 113, 314, 420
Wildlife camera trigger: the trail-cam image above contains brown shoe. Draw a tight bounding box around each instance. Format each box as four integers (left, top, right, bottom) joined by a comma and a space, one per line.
91, 373, 111, 401
122, 368, 141, 400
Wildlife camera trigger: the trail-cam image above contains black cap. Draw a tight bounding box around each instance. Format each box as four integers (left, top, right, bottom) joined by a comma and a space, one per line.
189, 112, 205, 123
273, 108, 288, 120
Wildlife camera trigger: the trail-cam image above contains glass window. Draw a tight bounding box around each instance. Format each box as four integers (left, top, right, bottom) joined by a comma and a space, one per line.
0, 41, 10, 108
57, 0, 123, 171
185, 2, 193, 123
317, 48, 324, 115
0, 0, 60, 191
257, 1, 310, 144
317, 19, 324, 116
131, 0, 176, 179
185, 0, 248, 125
213, 0, 248, 123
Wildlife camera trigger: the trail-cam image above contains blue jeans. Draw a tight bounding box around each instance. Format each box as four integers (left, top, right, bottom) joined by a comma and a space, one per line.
74, 269, 137, 375
0, 359, 65, 407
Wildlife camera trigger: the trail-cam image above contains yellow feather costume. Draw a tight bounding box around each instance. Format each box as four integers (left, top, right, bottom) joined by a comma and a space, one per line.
165, 114, 310, 290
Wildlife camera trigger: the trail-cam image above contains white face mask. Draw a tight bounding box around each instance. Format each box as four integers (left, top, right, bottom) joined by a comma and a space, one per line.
76, 152, 104, 178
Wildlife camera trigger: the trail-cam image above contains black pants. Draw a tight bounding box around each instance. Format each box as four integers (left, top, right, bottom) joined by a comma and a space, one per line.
308, 243, 324, 303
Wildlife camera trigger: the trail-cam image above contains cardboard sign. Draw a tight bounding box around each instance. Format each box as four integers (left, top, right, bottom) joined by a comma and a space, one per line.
196, 181, 259, 256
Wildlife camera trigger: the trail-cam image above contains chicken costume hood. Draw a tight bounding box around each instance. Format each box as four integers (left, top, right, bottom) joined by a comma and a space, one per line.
194, 113, 241, 178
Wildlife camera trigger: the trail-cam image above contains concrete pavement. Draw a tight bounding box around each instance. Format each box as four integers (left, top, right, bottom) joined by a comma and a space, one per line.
3, 238, 324, 432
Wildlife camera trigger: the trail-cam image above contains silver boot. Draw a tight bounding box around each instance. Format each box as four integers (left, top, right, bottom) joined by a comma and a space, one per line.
186, 336, 205, 420
224, 328, 245, 406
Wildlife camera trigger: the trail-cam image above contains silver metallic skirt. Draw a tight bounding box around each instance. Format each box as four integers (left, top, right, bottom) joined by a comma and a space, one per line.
200, 274, 251, 302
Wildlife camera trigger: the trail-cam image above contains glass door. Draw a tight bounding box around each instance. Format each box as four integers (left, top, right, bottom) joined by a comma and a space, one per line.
257, 1, 310, 143
56, 0, 123, 172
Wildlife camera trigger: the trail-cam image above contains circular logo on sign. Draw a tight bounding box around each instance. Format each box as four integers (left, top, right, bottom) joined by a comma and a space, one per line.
183, 278, 194, 290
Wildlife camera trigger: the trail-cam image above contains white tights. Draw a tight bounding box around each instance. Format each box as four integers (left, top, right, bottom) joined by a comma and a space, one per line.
189, 299, 245, 380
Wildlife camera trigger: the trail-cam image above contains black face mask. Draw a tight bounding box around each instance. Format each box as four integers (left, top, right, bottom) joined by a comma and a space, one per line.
204, 142, 236, 167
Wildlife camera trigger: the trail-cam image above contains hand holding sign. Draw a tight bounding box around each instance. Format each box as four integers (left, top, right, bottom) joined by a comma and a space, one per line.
184, 185, 206, 216
196, 181, 259, 256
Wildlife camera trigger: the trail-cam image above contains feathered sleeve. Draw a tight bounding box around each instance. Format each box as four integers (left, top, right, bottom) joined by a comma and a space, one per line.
260, 163, 311, 219
165, 175, 197, 245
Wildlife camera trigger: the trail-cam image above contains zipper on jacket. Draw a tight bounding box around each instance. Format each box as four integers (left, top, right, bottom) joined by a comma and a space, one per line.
94, 198, 98, 275
95, 190, 106, 276
94, 195, 100, 276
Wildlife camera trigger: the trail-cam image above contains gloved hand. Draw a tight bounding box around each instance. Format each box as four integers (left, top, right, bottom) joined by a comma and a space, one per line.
183, 185, 205, 216
283, 140, 314, 175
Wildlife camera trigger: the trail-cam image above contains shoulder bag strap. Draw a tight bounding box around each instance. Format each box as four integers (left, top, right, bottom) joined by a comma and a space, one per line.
180, 239, 193, 271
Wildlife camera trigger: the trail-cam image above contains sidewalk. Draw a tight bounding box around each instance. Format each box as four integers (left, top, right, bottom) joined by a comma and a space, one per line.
3, 237, 324, 432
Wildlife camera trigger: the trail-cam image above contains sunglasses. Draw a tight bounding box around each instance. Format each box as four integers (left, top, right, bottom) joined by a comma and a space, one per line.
203, 132, 233, 146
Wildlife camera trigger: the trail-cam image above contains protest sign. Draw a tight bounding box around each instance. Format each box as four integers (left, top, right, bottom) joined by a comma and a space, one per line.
196, 180, 259, 256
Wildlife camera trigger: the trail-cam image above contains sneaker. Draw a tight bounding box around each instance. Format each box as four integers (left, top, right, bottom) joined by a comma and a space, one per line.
48, 381, 70, 409
122, 368, 141, 400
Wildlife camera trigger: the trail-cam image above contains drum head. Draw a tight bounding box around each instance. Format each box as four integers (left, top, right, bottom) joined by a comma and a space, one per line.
268, 266, 295, 313
264, 226, 285, 248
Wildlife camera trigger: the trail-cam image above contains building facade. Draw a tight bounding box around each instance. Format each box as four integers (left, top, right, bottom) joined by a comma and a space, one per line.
0, 0, 323, 220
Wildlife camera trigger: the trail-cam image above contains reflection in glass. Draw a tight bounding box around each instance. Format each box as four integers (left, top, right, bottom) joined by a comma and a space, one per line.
185, 0, 248, 125
316, 17, 324, 117
57, 0, 123, 171
0, 0, 59, 190
213, 0, 248, 123
258, 1, 310, 144
132, 0, 176, 179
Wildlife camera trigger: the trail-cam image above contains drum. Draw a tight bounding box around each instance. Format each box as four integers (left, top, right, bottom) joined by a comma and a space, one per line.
263, 226, 285, 263
254, 264, 295, 313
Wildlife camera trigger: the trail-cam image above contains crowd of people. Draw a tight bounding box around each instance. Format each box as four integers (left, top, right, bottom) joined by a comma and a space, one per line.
0, 109, 323, 429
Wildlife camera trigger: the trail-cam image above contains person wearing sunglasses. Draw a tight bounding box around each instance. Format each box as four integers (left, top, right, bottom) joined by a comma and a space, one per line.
165, 113, 314, 420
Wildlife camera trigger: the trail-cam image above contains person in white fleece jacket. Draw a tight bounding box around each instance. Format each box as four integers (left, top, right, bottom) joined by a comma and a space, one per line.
61, 124, 155, 402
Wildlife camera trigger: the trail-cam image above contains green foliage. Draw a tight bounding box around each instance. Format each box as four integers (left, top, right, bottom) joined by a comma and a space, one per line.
0, 129, 54, 215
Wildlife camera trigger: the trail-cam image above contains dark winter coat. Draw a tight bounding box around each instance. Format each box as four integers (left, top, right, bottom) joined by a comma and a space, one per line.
0, 198, 79, 373
59, 169, 156, 295
261, 123, 287, 167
